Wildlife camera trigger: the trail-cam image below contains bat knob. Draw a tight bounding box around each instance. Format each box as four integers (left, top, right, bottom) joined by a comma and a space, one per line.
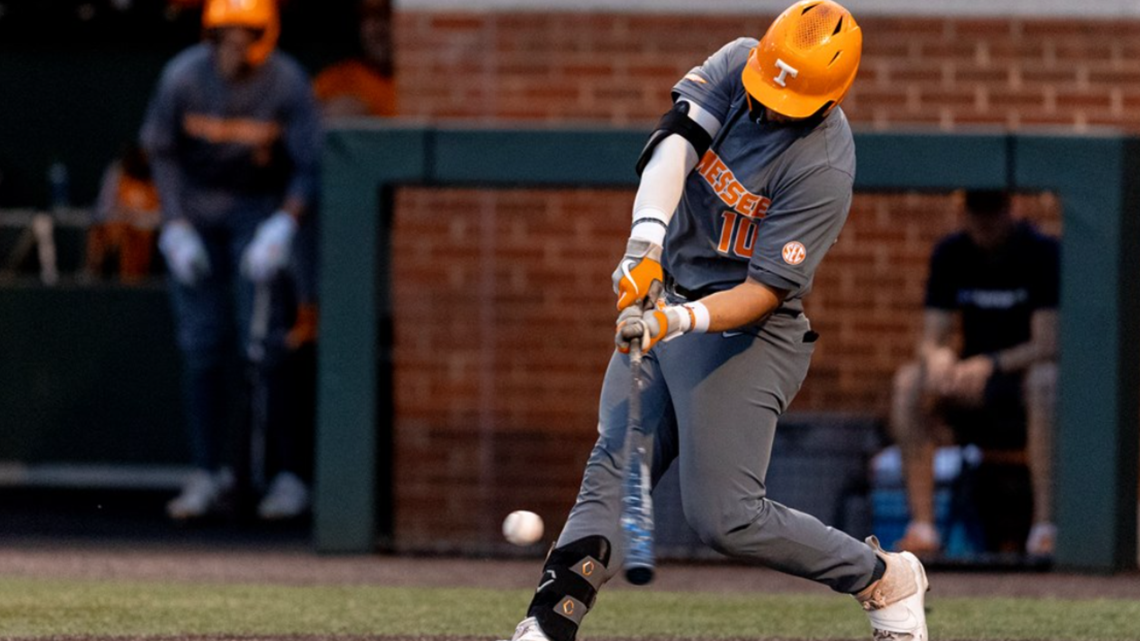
625, 566, 654, 585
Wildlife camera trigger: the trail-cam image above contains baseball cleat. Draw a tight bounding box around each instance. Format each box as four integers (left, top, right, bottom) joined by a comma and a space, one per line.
856, 536, 929, 641
499, 617, 551, 641
1026, 522, 1056, 558
167, 468, 233, 520
257, 471, 311, 520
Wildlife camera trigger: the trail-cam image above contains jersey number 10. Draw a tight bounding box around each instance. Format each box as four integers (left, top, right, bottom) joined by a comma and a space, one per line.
716, 210, 758, 259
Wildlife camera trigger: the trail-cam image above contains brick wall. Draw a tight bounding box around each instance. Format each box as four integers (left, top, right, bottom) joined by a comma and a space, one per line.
384, 10, 1103, 550
396, 13, 1140, 129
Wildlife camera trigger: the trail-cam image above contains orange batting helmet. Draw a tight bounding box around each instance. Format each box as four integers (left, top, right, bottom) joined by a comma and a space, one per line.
203, 0, 280, 67
742, 0, 862, 119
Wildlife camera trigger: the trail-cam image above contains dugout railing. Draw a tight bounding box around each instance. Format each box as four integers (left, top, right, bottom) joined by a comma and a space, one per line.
317, 123, 1140, 572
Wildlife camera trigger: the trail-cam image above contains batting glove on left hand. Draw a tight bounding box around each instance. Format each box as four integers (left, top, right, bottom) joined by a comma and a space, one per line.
612, 239, 664, 311
159, 219, 211, 286
242, 211, 298, 284
616, 303, 696, 354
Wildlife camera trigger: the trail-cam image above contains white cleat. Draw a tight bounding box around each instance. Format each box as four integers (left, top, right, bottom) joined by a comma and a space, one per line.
499, 617, 551, 641
856, 536, 929, 641
257, 471, 311, 520
167, 468, 233, 520
1025, 522, 1056, 558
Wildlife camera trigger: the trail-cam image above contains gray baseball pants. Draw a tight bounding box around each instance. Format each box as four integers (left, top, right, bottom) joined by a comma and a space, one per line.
557, 311, 877, 594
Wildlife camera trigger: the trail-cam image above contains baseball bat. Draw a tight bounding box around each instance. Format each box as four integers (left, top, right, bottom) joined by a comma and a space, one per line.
246, 281, 272, 494
621, 295, 657, 585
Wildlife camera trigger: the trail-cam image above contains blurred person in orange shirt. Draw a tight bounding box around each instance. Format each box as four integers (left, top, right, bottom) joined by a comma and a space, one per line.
84, 145, 161, 282
312, 0, 397, 119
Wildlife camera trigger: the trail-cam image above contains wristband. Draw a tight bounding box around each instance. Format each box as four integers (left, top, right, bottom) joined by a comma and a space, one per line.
681, 302, 710, 334
630, 206, 670, 247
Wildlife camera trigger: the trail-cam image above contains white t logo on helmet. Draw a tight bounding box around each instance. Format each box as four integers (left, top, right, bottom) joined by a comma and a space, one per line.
774, 59, 799, 87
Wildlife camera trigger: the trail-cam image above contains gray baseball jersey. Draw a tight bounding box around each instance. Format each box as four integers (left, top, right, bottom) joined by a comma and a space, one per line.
542, 39, 875, 628
665, 37, 855, 301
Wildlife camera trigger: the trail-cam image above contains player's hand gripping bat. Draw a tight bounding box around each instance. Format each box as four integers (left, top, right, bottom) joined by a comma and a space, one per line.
621, 282, 662, 585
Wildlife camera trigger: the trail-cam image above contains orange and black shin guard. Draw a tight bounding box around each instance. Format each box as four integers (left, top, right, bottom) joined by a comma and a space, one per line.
526, 536, 611, 641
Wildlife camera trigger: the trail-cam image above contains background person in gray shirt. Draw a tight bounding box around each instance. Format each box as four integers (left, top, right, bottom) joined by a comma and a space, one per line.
140, 0, 321, 523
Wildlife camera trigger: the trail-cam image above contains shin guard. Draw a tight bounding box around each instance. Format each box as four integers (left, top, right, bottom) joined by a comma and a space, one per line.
527, 536, 611, 641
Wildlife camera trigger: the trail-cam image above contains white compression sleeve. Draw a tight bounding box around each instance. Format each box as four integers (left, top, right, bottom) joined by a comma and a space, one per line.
630, 100, 720, 247
630, 135, 698, 246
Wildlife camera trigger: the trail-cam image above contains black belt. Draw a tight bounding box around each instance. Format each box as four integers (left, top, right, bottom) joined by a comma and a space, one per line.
670, 281, 718, 301
669, 280, 802, 318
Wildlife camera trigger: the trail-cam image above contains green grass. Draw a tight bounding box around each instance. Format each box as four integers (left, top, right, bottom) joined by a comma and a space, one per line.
1, 577, 1138, 640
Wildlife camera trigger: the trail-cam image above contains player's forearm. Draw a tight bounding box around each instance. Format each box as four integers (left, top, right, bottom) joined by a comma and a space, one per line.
697, 277, 786, 333
990, 340, 1056, 373
629, 135, 698, 245
916, 309, 955, 363
917, 340, 953, 365
148, 154, 186, 223
991, 310, 1057, 373
281, 165, 316, 220
282, 95, 322, 221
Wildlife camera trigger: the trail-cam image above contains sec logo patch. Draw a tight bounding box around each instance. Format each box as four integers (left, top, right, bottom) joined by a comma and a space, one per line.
782, 241, 807, 265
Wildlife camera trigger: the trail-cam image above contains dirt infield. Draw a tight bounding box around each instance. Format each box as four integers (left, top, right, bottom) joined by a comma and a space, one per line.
0, 636, 1069, 641
7, 637, 496, 641
0, 631, 1099, 641
5, 637, 497, 641
2, 545, 1139, 599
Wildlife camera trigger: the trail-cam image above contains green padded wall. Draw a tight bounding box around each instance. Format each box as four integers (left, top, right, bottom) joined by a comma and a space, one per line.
1014, 135, 1140, 570
0, 284, 186, 464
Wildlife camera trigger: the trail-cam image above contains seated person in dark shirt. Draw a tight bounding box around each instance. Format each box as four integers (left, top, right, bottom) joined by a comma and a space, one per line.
890, 190, 1059, 557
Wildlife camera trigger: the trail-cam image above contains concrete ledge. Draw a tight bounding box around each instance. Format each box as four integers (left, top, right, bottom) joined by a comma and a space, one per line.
0, 462, 193, 491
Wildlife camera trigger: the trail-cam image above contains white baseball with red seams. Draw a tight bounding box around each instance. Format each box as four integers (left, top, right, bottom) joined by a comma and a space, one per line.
503, 511, 545, 546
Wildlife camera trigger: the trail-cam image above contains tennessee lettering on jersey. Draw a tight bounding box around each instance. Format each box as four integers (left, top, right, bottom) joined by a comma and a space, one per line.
183, 114, 282, 147
697, 150, 772, 260
183, 113, 282, 166
695, 150, 772, 219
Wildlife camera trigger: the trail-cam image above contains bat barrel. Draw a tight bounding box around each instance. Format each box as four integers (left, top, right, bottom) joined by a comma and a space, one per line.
621, 443, 655, 585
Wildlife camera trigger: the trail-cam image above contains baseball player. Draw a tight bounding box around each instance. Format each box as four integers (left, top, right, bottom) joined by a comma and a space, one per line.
502, 2, 929, 641
140, 0, 321, 520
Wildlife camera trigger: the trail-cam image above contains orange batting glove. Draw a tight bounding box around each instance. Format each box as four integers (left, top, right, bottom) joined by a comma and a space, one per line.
615, 302, 699, 354
612, 239, 664, 311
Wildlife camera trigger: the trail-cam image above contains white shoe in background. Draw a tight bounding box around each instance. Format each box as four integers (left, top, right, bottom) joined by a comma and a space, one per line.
257, 471, 310, 519
167, 468, 233, 520
1026, 522, 1056, 558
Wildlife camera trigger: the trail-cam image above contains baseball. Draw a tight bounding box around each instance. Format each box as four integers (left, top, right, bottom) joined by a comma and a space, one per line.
502, 510, 545, 545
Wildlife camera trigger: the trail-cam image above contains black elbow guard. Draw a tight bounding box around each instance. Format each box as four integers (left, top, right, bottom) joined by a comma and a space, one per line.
635, 101, 713, 176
